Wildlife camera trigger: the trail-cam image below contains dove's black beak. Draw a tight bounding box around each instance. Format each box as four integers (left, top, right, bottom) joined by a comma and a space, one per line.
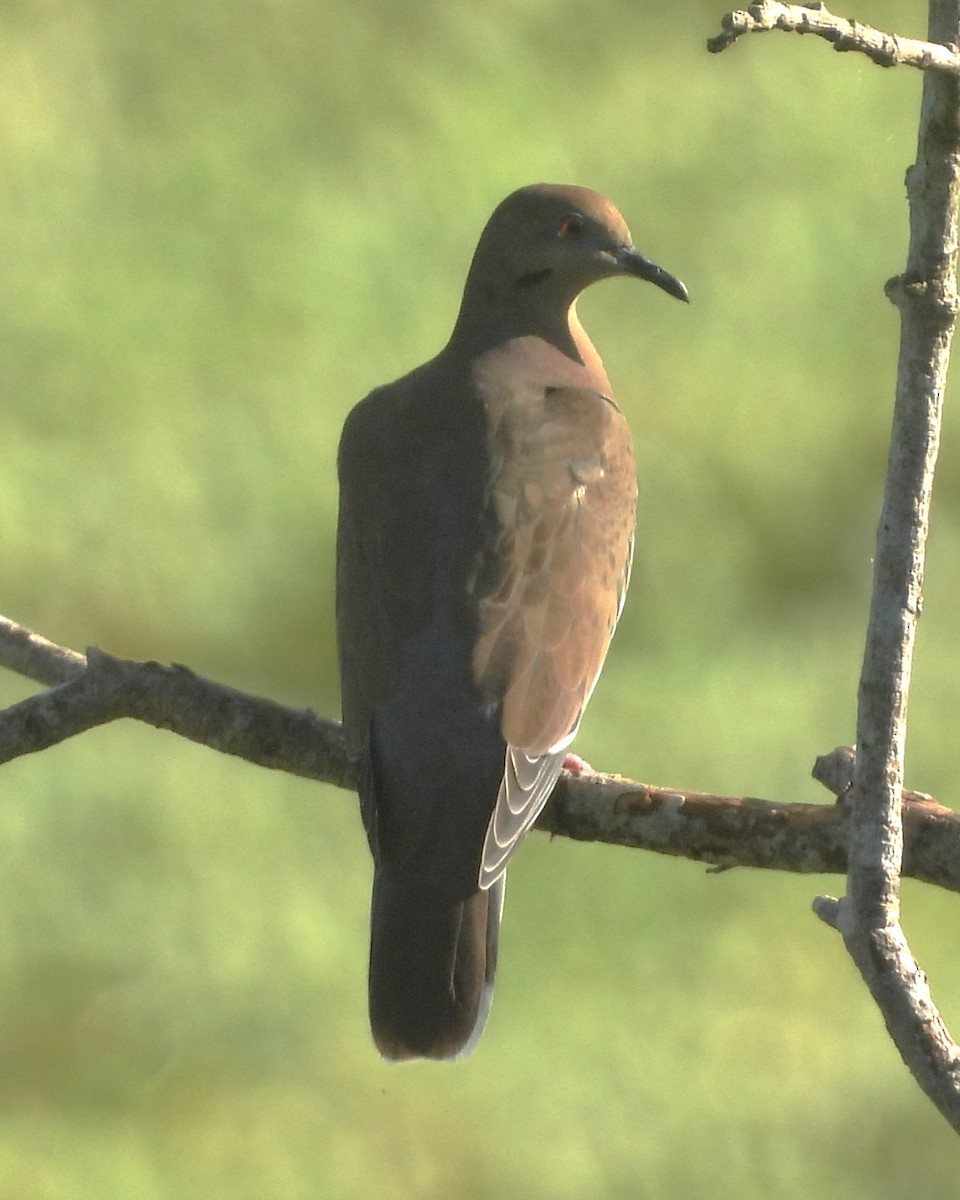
617, 246, 689, 303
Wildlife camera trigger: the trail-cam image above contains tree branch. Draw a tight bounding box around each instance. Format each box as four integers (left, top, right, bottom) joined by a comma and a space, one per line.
0, 616, 354, 790
4, 614, 960, 894
708, 1, 960, 75
0, 614, 87, 686
542, 753, 960, 894
788, 0, 960, 1134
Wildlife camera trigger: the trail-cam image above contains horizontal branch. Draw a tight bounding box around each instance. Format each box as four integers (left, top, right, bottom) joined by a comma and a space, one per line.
0, 618, 354, 791
708, 2, 960, 75
2, 614, 959, 891
543, 748, 960, 893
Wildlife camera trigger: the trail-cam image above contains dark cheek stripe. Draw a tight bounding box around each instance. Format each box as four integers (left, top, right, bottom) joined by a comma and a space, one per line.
514, 268, 553, 289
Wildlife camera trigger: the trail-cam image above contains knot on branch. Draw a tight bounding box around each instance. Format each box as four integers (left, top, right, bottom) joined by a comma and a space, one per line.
884, 272, 959, 323
812, 744, 855, 801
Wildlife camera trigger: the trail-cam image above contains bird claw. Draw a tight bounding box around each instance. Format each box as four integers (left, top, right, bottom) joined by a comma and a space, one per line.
562, 752, 594, 776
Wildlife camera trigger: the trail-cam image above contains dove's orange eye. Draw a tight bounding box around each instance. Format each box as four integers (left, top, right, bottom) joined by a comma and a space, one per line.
557, 214, 585, 239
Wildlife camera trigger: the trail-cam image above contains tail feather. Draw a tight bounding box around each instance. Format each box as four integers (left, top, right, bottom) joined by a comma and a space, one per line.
368, 873, 504, 1061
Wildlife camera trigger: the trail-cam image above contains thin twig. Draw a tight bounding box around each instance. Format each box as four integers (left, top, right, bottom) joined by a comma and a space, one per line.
708, 1, 960, 75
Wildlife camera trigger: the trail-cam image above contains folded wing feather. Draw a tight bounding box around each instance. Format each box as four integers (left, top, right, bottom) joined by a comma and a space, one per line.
470, 385, 637, 889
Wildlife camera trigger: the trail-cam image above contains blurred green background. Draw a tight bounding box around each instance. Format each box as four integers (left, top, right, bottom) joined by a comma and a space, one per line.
2, 0, 960, 1194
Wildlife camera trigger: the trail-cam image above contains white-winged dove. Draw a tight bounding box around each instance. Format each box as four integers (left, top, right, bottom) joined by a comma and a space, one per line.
337, 184, 687, 1061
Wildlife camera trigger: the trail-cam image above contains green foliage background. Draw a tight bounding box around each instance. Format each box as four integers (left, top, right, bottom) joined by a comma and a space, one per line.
3, 0, 960, 1194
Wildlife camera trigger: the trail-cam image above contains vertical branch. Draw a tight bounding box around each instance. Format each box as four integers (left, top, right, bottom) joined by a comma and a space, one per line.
815, 0, 960, 1130
851, 0, 960, 926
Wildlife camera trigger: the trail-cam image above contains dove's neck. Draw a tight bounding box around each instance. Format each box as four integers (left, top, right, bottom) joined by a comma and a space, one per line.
448, 282, 605, 380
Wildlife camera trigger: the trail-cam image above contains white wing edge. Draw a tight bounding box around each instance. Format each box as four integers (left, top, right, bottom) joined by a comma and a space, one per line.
477, 725, 579, 892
